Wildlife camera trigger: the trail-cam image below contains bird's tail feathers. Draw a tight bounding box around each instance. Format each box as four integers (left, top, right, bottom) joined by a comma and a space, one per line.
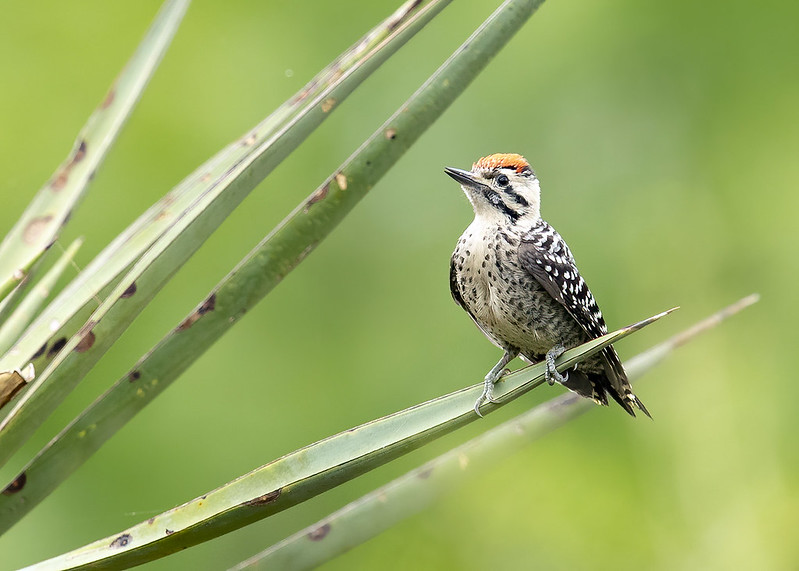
561, 369, 608, 407
601, 348, 652, 419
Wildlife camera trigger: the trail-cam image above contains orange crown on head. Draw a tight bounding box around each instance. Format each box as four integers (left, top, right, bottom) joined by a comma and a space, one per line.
473, 153, 531, 174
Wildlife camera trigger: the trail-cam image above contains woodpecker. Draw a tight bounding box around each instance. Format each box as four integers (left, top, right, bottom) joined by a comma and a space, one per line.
445, 153, 649, 418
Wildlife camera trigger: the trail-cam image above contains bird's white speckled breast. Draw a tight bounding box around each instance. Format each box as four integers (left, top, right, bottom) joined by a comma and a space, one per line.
451, 219, 587, 360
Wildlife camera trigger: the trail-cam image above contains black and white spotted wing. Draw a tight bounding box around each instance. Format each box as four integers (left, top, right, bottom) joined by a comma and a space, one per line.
518, 220, 608, 339
517, 220, 649, 417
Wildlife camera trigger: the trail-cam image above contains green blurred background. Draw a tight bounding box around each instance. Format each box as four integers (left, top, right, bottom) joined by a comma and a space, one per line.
1, 0, 797, 568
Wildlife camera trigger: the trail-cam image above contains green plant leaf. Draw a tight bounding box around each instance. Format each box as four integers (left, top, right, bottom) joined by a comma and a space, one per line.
230, 295, 759, 570
0, 0, 450, 470
0, 0, 448, 388
0, 0, 448, 385
0, 0, 539, 536
0, 0, 189, 309
21, 310, 670, 570
0, 239, 83, 356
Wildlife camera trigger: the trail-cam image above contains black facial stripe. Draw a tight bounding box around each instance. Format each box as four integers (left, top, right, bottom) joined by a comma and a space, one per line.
483, 188, 520, 222
503, 185, 529, 207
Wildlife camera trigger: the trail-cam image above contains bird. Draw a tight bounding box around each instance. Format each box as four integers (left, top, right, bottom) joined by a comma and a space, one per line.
445, 153, 649, 418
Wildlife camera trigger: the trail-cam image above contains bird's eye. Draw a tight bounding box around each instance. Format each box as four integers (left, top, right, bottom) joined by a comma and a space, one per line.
496, 174, 509, 187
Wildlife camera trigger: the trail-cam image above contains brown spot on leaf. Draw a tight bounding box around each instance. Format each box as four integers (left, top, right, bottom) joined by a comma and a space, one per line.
51, 171, 69, 191
23, 216, 54, 245
47, 337, 67, 358
417, 467, 434, 479
73, 140, 87, 163
109, 533, 132, 549
307, 523, 331, 541
291, 79, 318, 104
243, 133, 257, 146
330, 69, 344, 83
2, 472, 27, 495
50, 141, 88, 192
335, 172, 348, 190
102, 88, 116, 109
244, 488, 281, 507
129, 370, 141, 382
120, 282, 137, 298
74, 330, 95, 353
387, 0, 423, 32
176, 315, 197, 331
198, 293, 216, 315
304, 183, 329, 212
321, 97, 336, 113
148, 517, 155, 525
32, 343, 47, 360
384, 127, 397, 140
176, 294, 216, 331
165, 529, 175, 535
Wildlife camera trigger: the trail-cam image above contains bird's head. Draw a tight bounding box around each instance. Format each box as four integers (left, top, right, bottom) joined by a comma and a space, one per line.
445, 153, 541, 226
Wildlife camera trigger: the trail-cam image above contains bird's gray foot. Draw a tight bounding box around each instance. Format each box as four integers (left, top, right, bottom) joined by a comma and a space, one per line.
474, 350, 517, 417
474, 377, 499, 417
545, 344, 569, 386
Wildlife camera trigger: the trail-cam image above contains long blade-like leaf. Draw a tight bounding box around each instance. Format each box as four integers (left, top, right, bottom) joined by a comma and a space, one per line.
0, 0, 189, 307
230, 295, 759, 570
0, 0, 450, 469
0, 0, 541, 535
0, 239, 83, 356
0, 0, 540, 536
0, 0, 545, 538
0, 0, 447, 386
21, 311, 670, 570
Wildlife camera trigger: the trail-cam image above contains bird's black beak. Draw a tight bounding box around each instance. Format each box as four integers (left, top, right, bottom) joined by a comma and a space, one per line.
444, 166, 481, 189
